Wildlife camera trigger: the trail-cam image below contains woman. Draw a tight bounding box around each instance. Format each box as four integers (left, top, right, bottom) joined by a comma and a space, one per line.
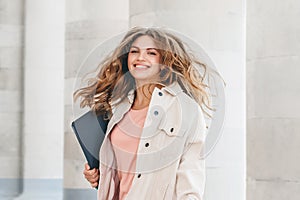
74, 27, 211, 200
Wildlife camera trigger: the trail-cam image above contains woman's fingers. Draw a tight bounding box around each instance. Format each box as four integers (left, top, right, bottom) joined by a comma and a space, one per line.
84, 168, 98, 177
91, 182, 98, 188
91, 169, 99, 179
87, 170, 99, 182
83, 164, 100, 187
84, 163, 90, 170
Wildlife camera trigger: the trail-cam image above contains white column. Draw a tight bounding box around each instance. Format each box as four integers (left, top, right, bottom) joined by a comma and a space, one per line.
130, 0, 246, 199
16, 0, 65, 199
64, 0, 129, 199
0, 0, 24, 198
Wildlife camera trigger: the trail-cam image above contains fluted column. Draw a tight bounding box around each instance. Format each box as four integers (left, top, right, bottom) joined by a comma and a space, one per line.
129, 1, 246, 199
64, 0, 129, 199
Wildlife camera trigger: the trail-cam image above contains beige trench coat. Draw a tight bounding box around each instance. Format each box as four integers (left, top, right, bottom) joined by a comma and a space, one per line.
98, 82, 206, 200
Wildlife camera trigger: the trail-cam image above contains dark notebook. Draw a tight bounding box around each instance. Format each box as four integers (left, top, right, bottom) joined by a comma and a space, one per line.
71, 111, 109, 170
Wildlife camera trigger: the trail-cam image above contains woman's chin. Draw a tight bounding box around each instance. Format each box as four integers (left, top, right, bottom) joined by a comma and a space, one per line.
130, 73, 152, 82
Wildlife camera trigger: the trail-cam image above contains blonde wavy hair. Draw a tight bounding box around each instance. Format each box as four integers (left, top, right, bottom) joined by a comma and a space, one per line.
74, 27, 213, 118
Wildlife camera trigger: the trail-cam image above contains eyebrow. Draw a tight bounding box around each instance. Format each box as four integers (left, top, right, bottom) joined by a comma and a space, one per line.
130, 46, 158, 51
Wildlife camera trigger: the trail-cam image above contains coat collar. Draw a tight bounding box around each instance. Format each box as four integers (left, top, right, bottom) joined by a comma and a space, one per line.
127, 81, 183, 104
107, 81, 184, 136
161, 81, 183, 96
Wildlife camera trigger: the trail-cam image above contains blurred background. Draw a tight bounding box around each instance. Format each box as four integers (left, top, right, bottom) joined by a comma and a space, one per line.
0, 0, 299, 199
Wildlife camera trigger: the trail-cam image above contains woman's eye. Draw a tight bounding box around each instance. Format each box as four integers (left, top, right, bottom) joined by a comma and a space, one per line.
129, 50, 138, 53
148, 51, 157, 56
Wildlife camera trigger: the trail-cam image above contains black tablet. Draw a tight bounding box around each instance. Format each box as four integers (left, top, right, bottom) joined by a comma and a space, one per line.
71, 111, 109, 169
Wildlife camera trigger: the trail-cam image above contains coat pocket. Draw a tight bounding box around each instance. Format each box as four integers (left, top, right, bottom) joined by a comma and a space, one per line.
157, 105, 186, 137
159, 121, 186, 137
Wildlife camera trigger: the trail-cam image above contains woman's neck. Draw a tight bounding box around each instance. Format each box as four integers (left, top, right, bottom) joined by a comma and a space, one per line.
132, 83, 161, 110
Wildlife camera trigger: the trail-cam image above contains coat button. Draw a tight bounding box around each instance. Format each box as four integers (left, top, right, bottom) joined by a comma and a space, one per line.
137, 174, 141, 178
145, 143, 149, 147
170, 128, 174, 132
154, 110, 159, 116
158, 92, 163, 96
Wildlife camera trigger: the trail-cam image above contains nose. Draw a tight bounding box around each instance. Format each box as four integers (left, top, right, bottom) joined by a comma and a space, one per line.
137, 50, 146, 61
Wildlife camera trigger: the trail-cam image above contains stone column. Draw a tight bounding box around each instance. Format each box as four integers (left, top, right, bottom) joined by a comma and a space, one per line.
247, 1, 300, 199
130, 0, 246, 199
0, 0, 24, 199
15, 0, 65, 199
64, 0, 129, 199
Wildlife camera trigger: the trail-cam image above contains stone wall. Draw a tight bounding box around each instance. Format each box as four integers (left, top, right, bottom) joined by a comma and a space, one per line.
247, 0, 300, 199
0, 0, 24, 198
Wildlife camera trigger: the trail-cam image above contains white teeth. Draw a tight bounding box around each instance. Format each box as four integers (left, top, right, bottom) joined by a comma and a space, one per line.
135, 65, 147, 69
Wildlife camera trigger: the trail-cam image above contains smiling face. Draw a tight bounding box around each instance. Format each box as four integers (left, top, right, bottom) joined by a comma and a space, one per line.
127, 35, 161, 86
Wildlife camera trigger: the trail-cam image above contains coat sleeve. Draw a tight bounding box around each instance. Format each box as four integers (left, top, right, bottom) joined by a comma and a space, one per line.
175, 106, 206, 200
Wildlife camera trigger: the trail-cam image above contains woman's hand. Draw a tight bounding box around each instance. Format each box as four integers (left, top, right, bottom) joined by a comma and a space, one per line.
83, 163, 100, 188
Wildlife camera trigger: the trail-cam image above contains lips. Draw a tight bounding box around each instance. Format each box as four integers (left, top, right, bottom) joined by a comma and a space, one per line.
133, 64, 150, 69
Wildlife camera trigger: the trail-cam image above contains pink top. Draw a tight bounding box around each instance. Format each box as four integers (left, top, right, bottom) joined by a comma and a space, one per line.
110, 106, 149, 200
